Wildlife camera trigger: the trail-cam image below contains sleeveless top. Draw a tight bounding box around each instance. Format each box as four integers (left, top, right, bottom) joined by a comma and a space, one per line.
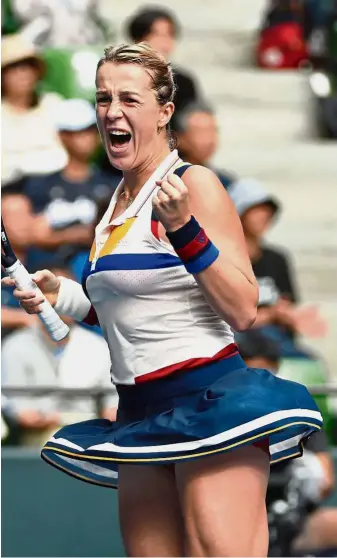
82, 150, 235, 385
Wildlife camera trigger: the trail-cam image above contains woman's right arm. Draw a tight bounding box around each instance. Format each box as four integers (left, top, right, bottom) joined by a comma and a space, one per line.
1, 270, 97, 325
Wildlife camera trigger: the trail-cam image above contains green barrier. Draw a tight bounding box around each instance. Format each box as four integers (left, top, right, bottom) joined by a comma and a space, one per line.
1, 0, 21, 35
2, 448, 337, 557
1, 448, 125, 557
278, 358, 335, 443
40, 46, 104, 103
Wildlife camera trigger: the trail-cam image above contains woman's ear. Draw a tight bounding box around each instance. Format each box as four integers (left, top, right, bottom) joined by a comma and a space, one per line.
158, 102, 175, 129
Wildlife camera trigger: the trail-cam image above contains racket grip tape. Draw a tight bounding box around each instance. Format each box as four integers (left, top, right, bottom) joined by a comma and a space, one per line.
5, 260, 69, 342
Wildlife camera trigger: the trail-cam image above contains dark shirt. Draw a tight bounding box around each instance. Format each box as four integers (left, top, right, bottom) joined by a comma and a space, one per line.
175, 156, 235, 191
252, 246, 298, 307
173, 68, 199, 114
24, 167, 118, 271
305, 429, 330, 453
171, 67, 199, 130
1, 273, 21, 339
24, 167, 118, 214
214, 170, 236, 190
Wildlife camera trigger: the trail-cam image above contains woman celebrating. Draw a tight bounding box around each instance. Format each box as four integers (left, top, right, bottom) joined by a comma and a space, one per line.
3, 43, 322, 557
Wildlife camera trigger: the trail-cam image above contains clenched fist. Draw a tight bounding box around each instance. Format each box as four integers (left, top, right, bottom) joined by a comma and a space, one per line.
152, 173, 191, 232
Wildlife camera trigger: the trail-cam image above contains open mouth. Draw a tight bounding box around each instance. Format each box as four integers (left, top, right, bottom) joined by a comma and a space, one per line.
108, 129, 132, 150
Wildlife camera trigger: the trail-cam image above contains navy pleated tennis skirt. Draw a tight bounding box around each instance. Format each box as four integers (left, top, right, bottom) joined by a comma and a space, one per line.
41, 353, 322, 488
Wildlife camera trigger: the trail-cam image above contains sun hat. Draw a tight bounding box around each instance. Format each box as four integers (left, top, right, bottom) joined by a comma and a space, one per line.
1, 33, 45, 76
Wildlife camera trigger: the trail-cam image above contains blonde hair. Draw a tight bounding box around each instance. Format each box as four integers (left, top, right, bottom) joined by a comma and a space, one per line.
97, 42, 176, 106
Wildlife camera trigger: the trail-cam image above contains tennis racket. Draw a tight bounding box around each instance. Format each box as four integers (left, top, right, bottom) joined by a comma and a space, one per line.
1, 218, 69, 342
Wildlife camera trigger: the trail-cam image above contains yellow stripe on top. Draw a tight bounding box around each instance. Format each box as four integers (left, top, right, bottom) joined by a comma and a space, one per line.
89, 217, 137, 262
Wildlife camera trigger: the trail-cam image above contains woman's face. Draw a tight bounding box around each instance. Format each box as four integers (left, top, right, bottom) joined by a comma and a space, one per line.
2, 60, 40, 98
96, 62, 173, 171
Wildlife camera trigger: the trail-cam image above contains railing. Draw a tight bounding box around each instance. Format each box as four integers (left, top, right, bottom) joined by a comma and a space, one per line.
2, 384, 337, 397
1, 387, 112, 416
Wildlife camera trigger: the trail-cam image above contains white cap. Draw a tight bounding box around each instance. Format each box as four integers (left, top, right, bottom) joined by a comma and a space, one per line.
229, 178, 280, 218
56, 99, 97, 132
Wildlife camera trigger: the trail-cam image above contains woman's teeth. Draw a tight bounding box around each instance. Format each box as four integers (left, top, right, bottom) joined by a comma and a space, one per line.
109, 131, 131, 146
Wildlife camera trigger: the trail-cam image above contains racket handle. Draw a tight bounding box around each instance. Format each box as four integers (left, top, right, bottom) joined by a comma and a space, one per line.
5, 260, 70, 342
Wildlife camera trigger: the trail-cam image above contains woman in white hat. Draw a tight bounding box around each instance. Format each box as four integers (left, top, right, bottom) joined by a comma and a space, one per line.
1, 33, 67, 183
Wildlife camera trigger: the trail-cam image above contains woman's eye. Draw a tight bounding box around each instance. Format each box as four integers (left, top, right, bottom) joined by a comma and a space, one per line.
96, 96, 110, 104
125, 98, 136, 104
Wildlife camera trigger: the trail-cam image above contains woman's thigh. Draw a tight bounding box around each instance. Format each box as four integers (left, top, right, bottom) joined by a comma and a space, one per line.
118, 463, 184, 557
175, 445, 270, 557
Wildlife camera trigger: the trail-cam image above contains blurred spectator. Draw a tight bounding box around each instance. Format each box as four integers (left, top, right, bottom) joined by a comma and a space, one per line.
238, 330, 337, 556
1, 173, 97, 338
309, 1, 337, 139
174, 101, 236, 189
2, 0, 112, 47
1, 182, 39, 338
230, 178, 327, 357
1, 264, 117, 447
24, 98, 118, 270
125, 6, 202, 129
257, 0, 309, 69
2, 394, 55, 445
237, 328, 281, 373
1, 33, 67, 183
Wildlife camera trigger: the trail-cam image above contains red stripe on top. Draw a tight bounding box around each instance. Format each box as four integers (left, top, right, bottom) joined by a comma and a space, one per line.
175, 229, 209, 261
135, 343, 239, 384
151, 219, 160, 240
82, 305, 99, 326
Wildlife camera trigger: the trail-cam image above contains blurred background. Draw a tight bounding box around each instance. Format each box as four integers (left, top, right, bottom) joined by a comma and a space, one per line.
1, 0, 337, 556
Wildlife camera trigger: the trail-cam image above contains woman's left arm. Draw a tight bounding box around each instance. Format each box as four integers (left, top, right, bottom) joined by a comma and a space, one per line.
154, 166, 258, 331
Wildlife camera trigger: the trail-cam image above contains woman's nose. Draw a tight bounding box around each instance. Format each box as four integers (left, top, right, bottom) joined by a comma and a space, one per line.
107, 100, 123, 120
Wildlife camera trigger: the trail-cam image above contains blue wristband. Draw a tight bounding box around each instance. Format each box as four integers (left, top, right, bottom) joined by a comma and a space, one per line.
166, 216, 219, 274
185, 243, 220, 274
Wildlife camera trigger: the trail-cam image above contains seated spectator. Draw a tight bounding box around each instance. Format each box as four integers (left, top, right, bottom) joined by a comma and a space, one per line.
1, 264, 117, 447
257, 0, 309, 69
238, 330, 337, 557
1, 33, 67, 182
24, 98, 118, 270
230, 178, 327, 357
1, 176, 95, 337
174, 101, 236, 189
1, 181, 39, 338
125, 6, 202, 130
237, 328, 281, 373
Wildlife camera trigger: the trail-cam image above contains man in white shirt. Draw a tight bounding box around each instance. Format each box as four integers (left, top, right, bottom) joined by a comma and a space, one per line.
1, 265, 117, 446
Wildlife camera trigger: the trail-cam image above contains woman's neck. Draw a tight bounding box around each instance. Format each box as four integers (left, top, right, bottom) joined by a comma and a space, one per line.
122, 144, 172, 200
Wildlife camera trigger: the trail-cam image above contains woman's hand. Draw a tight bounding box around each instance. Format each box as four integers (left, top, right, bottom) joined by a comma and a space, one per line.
1, 269, 61, 314
152, 173, 191, 232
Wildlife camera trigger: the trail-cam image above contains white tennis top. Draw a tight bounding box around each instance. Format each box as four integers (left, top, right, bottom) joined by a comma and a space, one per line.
82, 150, 235, 385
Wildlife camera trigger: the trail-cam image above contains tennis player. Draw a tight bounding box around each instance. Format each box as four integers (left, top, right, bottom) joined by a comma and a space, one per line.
3, 43, 323, 557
